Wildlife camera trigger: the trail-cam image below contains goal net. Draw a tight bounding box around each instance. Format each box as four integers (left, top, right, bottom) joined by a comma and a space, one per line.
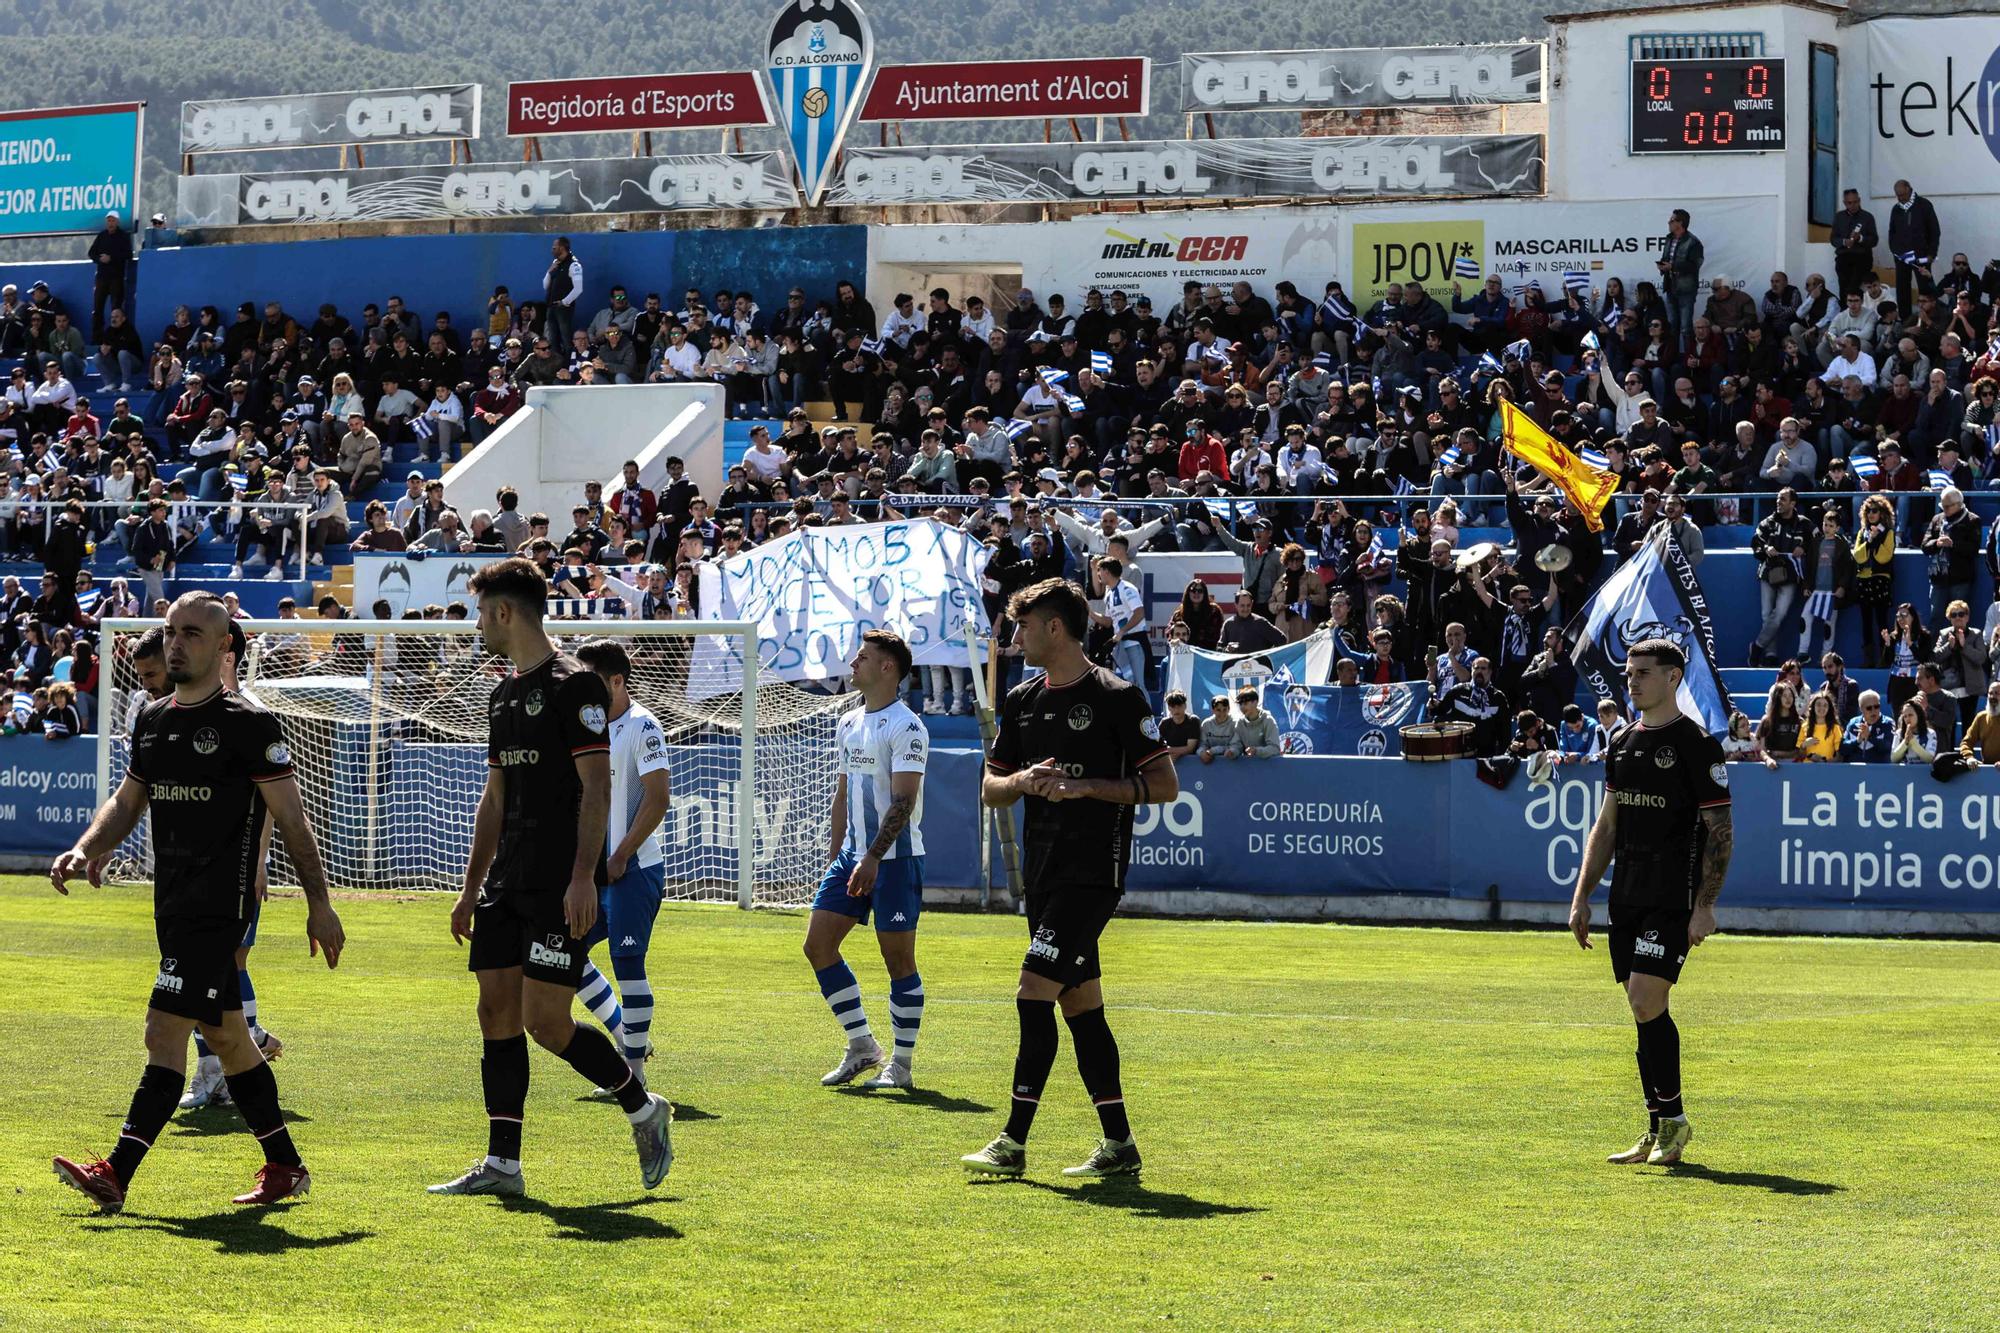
96, 617, 853, 908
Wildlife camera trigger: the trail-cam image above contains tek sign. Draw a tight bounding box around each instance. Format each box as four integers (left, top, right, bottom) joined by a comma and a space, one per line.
1866, 18, 2000, 193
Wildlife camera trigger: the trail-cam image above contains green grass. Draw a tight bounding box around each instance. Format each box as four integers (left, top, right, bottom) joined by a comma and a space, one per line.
0, 876, 1996, 1331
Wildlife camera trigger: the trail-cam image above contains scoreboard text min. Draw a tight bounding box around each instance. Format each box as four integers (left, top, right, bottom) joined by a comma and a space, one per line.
1628, 57, 1786, 154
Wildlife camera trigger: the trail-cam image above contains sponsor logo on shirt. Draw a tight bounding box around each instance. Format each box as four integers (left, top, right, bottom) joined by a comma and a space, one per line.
193, 727, 221, 756
1615, 790, 1668, 809
494, 747, 541, 766
149, 782, 213, 802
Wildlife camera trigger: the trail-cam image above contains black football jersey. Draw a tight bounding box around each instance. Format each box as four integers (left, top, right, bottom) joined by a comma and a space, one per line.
485, 652, 612, 901
1604, 712, 1731, 910
127, 687, 294, 922
988, 666, 1170, 894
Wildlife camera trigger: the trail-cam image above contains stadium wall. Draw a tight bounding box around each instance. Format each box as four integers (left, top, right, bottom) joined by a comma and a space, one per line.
129, 226, 868, 340
9, 745, 2000, 935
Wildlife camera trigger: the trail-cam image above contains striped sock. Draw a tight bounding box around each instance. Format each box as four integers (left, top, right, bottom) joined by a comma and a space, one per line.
612, 953, 652, 1066
887, 971, 924, 1069
239, 969, 258, 1036
193, 1030, 211, 1058
814, 960, 874, 1046
577, 962, 625, 1045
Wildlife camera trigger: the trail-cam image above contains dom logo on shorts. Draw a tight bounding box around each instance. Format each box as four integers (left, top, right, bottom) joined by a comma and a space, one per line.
155, 957, 183, 993
1026, 926, 1061, 962
529, 933, 573, 969
193, 727, 221, 756
1633, 931, 1667, 959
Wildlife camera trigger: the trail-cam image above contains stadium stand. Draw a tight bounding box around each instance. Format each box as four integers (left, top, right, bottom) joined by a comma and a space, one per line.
3, 183, 1998, 768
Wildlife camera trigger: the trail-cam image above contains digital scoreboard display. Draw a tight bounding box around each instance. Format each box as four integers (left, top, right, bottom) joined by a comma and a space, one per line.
1628, 58, 1786, 154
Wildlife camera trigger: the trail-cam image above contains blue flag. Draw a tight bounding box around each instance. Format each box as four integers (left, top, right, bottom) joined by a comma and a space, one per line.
1062, 393, 1086, 413
1262, 681, 1431, 757
1563, 269, 1590, 292
1038, 365, 1069, 388
1438, 446, 1462, 469
1320, 292, 1360, 332
1928, 468, 1954, 491
1089, 351, 1113, 375
1580, 329, 1600, 352
1580, 448, 1610, 471
1003, 417, 1033, 441
859, 335, 882, 355
1505, 338, 1532, 361
1567, 532, 1732, 735
1850, 454, 1880, 479
1452, 255, 1482, 281
1477, 351, 1503, 375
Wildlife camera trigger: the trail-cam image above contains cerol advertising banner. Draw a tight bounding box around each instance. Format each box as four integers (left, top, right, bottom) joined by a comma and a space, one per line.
824, 134, 1543, 206
175, 152, 800, 227
505, 72, 774, 136
1179, 45, 1544, 112
0, 102, 143, 237
858, 57, 1150, 122
180, 85, 479, 154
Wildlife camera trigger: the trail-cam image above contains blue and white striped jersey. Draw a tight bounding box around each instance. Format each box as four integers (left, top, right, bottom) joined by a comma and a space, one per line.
838, 700, 928, 860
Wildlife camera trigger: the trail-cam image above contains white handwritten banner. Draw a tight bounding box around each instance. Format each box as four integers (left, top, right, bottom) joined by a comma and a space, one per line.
698, 518, 991, 683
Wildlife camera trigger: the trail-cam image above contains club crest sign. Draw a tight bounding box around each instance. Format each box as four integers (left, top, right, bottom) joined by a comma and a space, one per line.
765, 0, 875, 205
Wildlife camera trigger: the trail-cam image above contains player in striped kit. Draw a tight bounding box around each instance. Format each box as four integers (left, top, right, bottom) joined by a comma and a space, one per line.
803, 630, 930, 1091
572, 639, 673, 1089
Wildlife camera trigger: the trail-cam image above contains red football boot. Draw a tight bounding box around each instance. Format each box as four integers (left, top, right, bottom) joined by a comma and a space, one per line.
232, 1163, 311, 1206
52, 1156, 126, 1214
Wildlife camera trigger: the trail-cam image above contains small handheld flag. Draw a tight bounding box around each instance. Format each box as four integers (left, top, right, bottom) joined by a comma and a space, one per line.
1477, 351, 1503, 375
1438, 446, 1463, 469
1038, 366, 1069, 389
1580, 329, 1600, 352
1505, 339, 1532, 362
1453, 255, 1482, 281
1320, 291, 1360, 332
1563, 270, 1591, 293
1062, 394, 1086, 413
1927, 468, 1954, 491
1580, 448, 1610, 471
1003, 417, 1033, 441
1089, 351, 1113, 375
1850, 454, 1880, 479
1203, 342, 1233, 364
859, 336, 883, 355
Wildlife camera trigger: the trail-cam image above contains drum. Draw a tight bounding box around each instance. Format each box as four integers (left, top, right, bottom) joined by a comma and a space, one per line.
1400, 721, 1473, 761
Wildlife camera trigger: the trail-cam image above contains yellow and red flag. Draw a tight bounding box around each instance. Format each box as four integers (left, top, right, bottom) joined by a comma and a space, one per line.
1499, 399, 1619, 533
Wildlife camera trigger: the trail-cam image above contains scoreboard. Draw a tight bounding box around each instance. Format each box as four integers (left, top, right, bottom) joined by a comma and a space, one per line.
1628, 58, 1786, 154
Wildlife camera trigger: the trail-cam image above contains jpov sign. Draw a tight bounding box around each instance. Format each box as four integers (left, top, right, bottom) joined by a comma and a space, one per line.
765, 0, 875, 206
180, 85, 480, 154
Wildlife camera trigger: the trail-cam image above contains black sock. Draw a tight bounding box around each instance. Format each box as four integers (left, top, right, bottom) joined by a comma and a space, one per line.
1636, 1039, 1659, 1133
1639, 1010, 1684, 1119
482, 1034, 529, 1162
1003, 999, 1059, 1144
106, 1064, 185, 1187
1065, 1006, 1131, 1143
558, 1024, 648, 1115
223, 1060, 302, 1169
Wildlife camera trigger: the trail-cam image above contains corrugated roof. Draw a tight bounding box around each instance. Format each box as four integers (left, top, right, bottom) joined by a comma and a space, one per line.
1547, 0, 1846, 25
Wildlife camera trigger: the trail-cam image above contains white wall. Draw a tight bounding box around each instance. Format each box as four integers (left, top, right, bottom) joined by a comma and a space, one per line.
1549, 3, 1842, 286
442, 383, 725, 529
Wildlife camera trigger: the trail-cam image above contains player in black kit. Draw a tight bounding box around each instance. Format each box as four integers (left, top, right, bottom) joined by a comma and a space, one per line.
428, 558, 672, 1198
50, 592, 345, 1214
963, 578, 1176, 1179
1570, 639, 1733, 1167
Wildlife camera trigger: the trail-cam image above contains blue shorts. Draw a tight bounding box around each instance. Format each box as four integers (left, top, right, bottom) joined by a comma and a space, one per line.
812, 850, 924, 932
584, 862, 667, 959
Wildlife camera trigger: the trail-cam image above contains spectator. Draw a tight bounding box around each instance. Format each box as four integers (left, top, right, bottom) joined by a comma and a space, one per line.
1553, 703, 1600, 763
1197, 694, 1240, 763
1960, 682, 2000, 764
302, 469, 348, 567
1168, 578, 1223, 649
1431, 655, 1509, 756
1830, 188, 1879, 299
351, 499, 408, 553
1915, 661, 1959, 749
1750, 487, 1813, 665
1656, 208, 1704, 349
1934, 598, 1989, 730
1218, 588, 1285, 654
1891, 697, 1937, 765
1722, 709, 1760, 760
1921, 487, 1978, 627
543, 237, 582, 348
336, 414, 383, 498
1158, 690, 1202, 759
1842, 690, 1895, 761
416, 383, 464, 461
1883, 602, 1932, 716
1233, 686, 1281, 758
1092, 556, 1149, 703
1756, 682, 1802, 767
1798, 507, 1856, 656
1886, 179, 1941, 316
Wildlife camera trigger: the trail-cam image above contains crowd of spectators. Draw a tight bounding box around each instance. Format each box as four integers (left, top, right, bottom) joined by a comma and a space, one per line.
7, 184, 2000, 756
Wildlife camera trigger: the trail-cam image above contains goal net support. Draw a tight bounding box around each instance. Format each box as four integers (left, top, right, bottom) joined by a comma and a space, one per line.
96, 618, 853, 909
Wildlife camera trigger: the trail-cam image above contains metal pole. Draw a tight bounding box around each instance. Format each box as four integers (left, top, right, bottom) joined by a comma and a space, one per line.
963, 622, 1019, 912
298, 504, 309, 582
736, 627, 758, 910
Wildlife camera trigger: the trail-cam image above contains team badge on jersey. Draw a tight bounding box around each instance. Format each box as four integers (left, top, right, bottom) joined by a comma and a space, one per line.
580, 704, 608, 734
266, 741, 290, 765
1654, 745, 1678, 769
1067, 704, 1095, 731
193, 727, 220, 756
525, 689, 545, 717
1709, 762, 1728, 787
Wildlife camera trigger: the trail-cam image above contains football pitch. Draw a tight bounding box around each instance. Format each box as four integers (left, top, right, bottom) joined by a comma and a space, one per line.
0, 876, 1996, 1332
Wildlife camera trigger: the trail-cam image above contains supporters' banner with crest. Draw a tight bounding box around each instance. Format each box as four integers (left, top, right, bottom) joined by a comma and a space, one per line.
697, 518, 989, 685
765, 0, 876, 206
1567, 532, 1732, 735
1179, 45, 1544, 112
1262, 681, 1430, 757
180, 85, 480, 154
1164, 633, 1337, 707
175, 153, 799, 227
824, 135, 1544, 206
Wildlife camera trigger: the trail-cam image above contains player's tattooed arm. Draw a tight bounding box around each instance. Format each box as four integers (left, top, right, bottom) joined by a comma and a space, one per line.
1696, 806, 1733, 909
866, 790, 918, 861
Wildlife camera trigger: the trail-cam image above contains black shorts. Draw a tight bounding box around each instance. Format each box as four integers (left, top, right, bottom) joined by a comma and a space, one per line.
1608, 901, 1691, 985
150, 915, 245, 1026
466, 892, 590, 988
1022, 888, 1121, 988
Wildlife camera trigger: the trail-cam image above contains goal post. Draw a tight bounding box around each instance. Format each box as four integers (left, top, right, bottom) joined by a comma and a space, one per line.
96, 616, 842, 910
